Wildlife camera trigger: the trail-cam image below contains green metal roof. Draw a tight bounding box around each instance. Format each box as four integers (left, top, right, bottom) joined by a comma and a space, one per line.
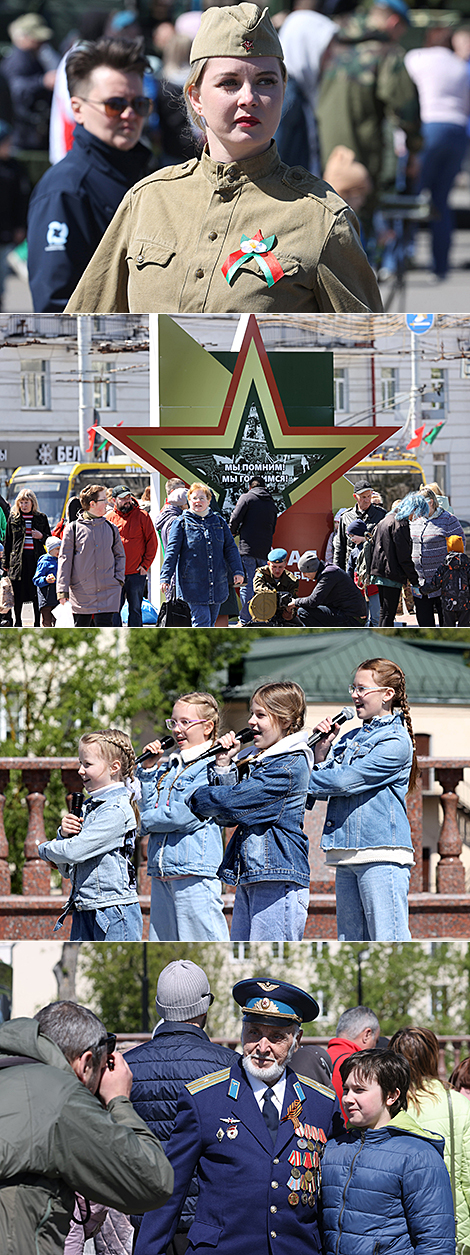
224, 630, 470, 705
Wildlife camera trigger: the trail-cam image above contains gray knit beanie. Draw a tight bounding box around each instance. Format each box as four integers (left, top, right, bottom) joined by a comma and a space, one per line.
155, 960, 212, 1021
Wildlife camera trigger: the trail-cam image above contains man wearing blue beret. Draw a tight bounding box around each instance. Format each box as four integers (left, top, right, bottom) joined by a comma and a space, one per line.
135, 977, 342, 1255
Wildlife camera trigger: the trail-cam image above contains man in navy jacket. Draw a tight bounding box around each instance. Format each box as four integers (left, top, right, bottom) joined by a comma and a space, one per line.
126, 960, 236, 1247
27, 36, 151, 311
134, 977, 342, 1255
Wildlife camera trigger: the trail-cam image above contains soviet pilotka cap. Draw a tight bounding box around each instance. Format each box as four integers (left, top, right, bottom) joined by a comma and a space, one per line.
190, 3, 284, 64
233, 978, 319, 1025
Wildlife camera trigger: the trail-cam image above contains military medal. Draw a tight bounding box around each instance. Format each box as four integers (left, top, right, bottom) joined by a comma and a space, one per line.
221, 230, 285, 288
227, 1125, 238, 1139
288, 1192, 299, 1207
216, 1128, 224, 1141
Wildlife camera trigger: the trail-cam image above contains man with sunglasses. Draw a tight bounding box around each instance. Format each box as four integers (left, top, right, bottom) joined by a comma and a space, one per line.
0, 999, 174, 1254
27, 36, 152, 312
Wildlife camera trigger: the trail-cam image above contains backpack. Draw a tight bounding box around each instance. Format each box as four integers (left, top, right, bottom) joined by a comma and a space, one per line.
355, 526, 377, 593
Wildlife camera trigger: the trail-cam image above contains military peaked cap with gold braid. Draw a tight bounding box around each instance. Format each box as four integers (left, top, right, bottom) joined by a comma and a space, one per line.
232, 978, 319, 1025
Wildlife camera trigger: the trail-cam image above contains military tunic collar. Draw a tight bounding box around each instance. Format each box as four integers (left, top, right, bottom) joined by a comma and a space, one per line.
201, 140, 281, 191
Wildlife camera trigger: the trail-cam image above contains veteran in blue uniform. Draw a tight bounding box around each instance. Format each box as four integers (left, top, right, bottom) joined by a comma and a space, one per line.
135, 978, 342, 1255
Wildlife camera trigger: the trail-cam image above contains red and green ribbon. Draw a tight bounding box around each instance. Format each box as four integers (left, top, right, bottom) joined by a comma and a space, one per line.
221, 229, 284, 287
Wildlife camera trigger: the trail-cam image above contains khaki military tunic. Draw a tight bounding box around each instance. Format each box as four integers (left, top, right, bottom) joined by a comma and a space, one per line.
66, 143, 382, 313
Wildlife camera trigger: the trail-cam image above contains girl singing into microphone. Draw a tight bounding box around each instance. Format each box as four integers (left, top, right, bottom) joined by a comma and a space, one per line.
190, 681, 313, 942
136, 691, 229, 941
38, 729, 142, 940
307, 657, 417, 942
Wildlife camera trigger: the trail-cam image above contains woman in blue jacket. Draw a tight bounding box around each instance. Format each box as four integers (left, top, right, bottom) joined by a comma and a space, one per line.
321, 1048, 456, 1255
160, 482, 244, 627
307, 657, 416, 942
137, 690, 229, 941
191, 680, 313, 941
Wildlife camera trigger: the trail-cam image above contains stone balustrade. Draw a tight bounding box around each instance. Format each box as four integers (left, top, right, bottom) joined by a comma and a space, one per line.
0, 755, 469, 939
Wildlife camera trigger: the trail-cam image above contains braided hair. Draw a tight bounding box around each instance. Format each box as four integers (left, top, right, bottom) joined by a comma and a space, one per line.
357, 658, 418, 793
79, 728, 139, 822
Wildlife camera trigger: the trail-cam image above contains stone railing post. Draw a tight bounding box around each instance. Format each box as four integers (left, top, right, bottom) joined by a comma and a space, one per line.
137, 831, 148, 894
408, 768, 423, 892
434, 766, 466, 894
0, 769, 11, 894
22, 767, 51, 895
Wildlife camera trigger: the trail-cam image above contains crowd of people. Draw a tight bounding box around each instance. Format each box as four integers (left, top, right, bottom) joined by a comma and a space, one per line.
0, 966, 468, 1255
1, 0, 470, 309
37, 657, 418, 943
1, 472, 469, 627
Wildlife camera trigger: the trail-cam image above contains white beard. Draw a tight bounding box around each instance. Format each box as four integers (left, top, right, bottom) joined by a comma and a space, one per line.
243, 1055, 286, 1084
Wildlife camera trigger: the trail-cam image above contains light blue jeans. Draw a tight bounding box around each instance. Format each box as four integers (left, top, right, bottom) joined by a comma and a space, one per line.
189, 602, 220, 627
149, 875, 230, 941
70, 902, 143, 941
231, 881, 309, 941
239, 555, 267, 624
335, 862, 411, 941
367, 592, 381, 627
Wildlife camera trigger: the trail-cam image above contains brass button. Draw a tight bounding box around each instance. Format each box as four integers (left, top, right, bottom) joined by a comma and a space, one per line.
208, 231, 218, 240
227, 171, 236, 182
270, 1206, 277, 1214
270, 1232, 277, 1239
273, 1158, 279, 1164
271, 1181, 279, 1189
195, 269, 204, 279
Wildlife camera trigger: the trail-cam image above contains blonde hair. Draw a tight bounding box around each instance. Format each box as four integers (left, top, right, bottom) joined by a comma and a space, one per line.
356, 658, 418, 793
251, 681, 306, 736
178, 691, 220, 739
184, 56, 287, 133
79, 728, 139, 822
187, 482, 212, 502
12, 488, 40, 515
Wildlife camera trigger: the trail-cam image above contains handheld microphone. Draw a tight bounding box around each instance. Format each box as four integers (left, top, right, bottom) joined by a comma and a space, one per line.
135, 735, 175, 765
308, 706, 355, 747
196, 727, 254, 762
69, 792, 84, 816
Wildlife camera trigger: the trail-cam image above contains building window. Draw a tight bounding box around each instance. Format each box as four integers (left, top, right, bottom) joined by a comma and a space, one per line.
20, 359, 49, 409
231, 942, 251, 961
429, 368, 446, 415
432, 452, 449, 499
381, 367, 398, 410
93, 360, 115, 410
334, 367, 348, 412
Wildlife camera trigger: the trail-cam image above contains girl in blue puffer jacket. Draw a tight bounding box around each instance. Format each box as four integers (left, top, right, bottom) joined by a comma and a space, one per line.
321, 1048, 456, 1255
307, 657, 417, 943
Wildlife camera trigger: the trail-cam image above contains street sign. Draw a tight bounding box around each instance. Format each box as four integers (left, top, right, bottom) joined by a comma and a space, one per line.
406, 314, 435, 334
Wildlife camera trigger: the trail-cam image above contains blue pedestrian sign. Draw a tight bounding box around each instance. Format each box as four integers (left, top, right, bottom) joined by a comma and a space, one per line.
406, 314, 435, 334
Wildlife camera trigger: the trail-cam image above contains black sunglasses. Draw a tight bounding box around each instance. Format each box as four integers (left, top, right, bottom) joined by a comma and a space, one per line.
79, 94, 152, 118
84, 1032, 117, 1056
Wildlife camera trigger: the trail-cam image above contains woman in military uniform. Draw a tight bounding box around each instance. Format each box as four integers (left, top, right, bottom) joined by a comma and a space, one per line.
66, 4, 383, 314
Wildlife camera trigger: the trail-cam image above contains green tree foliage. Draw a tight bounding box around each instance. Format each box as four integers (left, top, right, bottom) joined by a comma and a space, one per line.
79, 942, 233, 1035
313, 942, 468, 1038
0, 631, 122, 890
119, 629, 251, 737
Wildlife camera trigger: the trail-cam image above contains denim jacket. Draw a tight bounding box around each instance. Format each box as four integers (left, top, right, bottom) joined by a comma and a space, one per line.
38, 785, 140, 910
191, 732, 314, 887
307, 712, 413, 851
159, 509, 244, 605
137, 749, 224, 878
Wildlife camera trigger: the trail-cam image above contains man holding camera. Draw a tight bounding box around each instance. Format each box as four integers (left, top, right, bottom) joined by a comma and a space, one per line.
0, 1000, 173, 1253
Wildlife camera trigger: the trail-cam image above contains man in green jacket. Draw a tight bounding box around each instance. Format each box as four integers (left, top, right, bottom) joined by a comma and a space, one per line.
317, 0, 421, 236
0, 1000, 174, 1253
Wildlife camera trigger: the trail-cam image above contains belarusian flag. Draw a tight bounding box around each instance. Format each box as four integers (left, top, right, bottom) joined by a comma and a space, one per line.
423, 423, 444, 445
406, 424, 425, 450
